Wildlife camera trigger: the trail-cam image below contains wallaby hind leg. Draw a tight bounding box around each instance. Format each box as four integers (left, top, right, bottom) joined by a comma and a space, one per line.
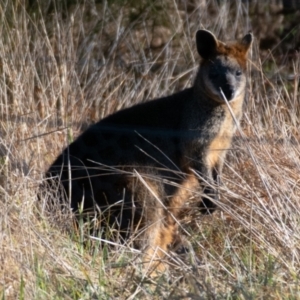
128, 175, 174, 276
141, 222, 176, 276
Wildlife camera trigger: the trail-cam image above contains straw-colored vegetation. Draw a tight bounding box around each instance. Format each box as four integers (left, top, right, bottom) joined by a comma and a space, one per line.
0, 0, 300, 298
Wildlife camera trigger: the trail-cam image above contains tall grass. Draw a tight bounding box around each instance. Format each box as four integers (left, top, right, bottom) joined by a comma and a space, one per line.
0, 0, 300, 298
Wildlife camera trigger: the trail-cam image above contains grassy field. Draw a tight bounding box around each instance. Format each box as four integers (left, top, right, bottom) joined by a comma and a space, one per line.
1, 0, 300, 299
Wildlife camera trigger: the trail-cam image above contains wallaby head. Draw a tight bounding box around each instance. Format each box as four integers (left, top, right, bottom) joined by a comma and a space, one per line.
195, 30, 252, 103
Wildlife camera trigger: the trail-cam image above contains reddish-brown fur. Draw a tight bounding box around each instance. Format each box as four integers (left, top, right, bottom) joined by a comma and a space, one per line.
209, 41, 251, 69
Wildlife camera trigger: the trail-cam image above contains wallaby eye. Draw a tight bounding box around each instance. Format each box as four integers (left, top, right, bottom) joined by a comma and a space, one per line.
236, 70, 242, 76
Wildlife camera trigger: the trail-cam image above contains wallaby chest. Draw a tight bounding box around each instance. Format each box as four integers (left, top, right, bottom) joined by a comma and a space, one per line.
206, 95, 244, 168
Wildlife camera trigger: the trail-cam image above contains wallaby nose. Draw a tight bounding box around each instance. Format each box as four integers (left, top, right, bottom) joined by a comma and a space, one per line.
221, 85, 235, 100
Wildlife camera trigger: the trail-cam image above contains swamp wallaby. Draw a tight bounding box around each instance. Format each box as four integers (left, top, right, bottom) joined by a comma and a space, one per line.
42, 29, 252, 273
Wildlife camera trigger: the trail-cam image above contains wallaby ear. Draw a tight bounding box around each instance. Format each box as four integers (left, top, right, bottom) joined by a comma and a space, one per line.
240, 32, 253, 52
196, 30, 218, 59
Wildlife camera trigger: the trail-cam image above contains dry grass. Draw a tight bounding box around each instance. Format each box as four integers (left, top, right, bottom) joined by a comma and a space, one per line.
1, 0, 300, 298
